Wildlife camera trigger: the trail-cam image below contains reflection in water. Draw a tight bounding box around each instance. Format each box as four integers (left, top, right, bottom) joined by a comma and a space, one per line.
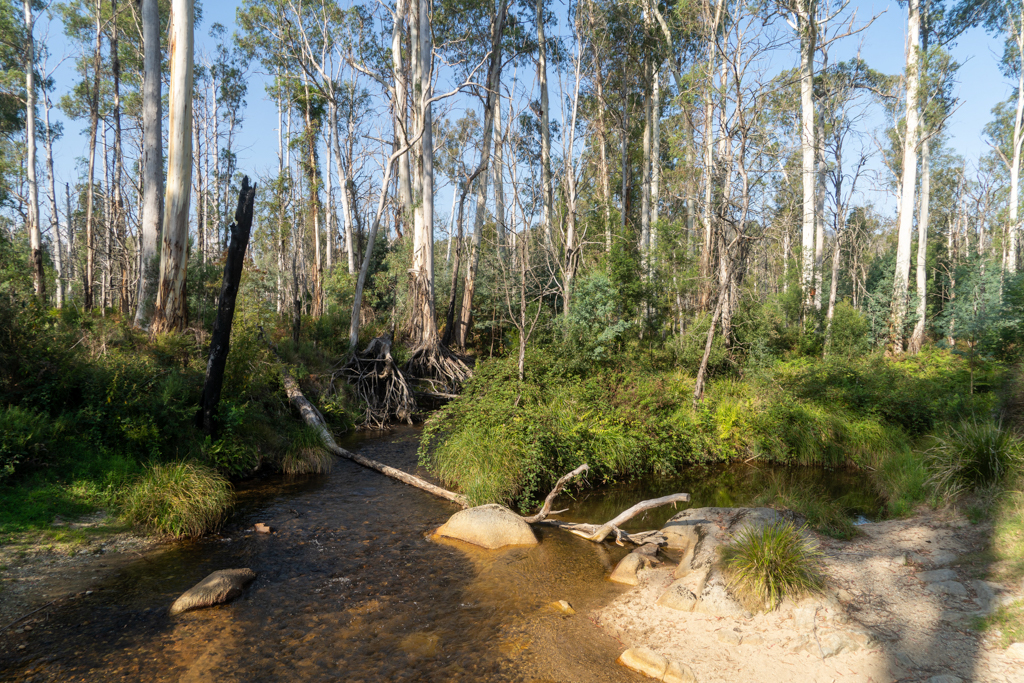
0, 427, 882, 682
0, 427, 638, 683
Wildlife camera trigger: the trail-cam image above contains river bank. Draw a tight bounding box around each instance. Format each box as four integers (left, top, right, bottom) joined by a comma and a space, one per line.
598, 508, 1024, 683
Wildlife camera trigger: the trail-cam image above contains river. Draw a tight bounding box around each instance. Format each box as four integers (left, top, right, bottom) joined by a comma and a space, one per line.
1, 426, 881, 682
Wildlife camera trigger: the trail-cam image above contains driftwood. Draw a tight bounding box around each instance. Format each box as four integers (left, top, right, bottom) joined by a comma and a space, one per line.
539, 493, 691, 545
520, 463, 589, 523
340, 335, 416, 429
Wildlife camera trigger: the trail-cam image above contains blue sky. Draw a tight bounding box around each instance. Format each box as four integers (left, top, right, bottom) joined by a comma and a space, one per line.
35, 0, 1014, 229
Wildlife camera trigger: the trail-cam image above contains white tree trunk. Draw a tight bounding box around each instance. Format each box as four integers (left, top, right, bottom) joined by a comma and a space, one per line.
153, 0, 194, 333
410, 0, 438, 346
135, 0, 163, 326
536, 0, 552, 246
890, 0, 921, 354
1008, 23, 1024, 274
24, 0, 42, 299
909, 136, 931, 353
43, 88, 61, 308
797, 0, 817, 316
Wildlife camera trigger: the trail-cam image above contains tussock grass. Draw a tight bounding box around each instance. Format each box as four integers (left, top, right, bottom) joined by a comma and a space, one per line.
722, 521, 825, 611
926, 418, 1022, 499
119, 463, 232, 538
425, 424, 524, 506
280, 426, 334, 475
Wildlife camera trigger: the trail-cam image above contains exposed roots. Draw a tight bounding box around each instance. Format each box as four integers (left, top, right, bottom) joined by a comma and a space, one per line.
403, 340, 473, 400
341, 335, 417, 429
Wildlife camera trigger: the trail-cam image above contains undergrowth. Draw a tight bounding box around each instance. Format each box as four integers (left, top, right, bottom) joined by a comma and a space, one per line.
118, 463, 232, 538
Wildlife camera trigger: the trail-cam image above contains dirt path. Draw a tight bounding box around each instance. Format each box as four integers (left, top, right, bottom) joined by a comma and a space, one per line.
595, 510, 1024, 683
0, 512, 163, 631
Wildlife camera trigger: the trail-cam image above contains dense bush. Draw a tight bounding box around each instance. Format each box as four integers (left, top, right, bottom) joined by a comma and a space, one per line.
118, 462, 232, 538
926, 418, 1022, 499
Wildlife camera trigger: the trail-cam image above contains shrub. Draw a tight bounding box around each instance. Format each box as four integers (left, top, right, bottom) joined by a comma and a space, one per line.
722, 521, 825, 611
118, 463, 232, 538
926, 418, 1022, 499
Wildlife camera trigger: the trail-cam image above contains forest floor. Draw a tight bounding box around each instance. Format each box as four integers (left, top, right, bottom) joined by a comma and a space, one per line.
595, 507, 1024, 683
0, 512, 163, 631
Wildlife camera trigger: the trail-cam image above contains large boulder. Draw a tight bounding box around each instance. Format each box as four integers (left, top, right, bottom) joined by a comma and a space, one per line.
434, 504, 538, 549
660, 508, 795, 617
170, 568, 257, 616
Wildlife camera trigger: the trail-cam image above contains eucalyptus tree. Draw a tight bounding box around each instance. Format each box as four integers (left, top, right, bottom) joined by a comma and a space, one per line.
21, 0, 42, 298
134, 0, 162, 326
151, 0, 193, 333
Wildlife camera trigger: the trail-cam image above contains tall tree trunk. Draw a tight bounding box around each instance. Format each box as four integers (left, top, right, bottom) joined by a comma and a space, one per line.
651, 68, 661, 251
134, 0, 163, 326
641, 51, 653, 281
409, 0, 438, 347
152, 0, 194, 334
909, 135, 931, 354
797, 0, 818, 317
302, 74, 323, 318
197, 177, 256, 435
594, 63, 612, 253
23, 0, 43, 300
43, 88, 61, 308
83, 4, 99, 312
494, 83, 506, 253
536, 0, 552, 246
111, 0, 127, 313
813, 121, 825, 313
890, 0, 921, 354
456, 0, 506, 349
393, 0, 414, 222
331, 100, 357, 275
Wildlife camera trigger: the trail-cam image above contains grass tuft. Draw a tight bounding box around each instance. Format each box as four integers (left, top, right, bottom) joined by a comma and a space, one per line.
280, 426, 334, 475
753, 474, 857, 539
926, 418, 1022, 499
722, 521, 825, 611
118, 463, 232, 538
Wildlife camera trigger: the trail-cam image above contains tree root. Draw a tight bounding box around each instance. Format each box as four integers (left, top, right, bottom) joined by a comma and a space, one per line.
340, 335, 416, 429
403, 340, 472, 399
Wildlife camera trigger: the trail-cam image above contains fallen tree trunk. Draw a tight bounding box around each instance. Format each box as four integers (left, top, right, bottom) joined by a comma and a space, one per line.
279, 367, 470, 508
262, 338, 689, 543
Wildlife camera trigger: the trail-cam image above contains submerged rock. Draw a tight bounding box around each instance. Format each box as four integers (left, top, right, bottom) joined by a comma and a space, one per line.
169, 568, 256, 616
434, 504, 537, 549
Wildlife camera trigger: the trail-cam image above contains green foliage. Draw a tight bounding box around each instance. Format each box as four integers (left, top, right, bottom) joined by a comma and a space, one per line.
722, 522, 825, 611
826, 301, 871, 355
118, 463, 232, 538
926, 418, 1022, 499
872, 447, 930, 517
281, 425, 334, 475
754, 474, 858, 539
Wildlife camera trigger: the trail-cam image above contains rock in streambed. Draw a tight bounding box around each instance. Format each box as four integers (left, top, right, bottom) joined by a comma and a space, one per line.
169, 568, 256, 615
434, 504, 538, 549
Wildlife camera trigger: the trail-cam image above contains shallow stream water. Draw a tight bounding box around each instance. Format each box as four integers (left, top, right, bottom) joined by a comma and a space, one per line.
0, 426, 882, 682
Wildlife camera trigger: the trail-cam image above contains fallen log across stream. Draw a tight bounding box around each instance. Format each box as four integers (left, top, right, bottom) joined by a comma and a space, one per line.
263, 340, 690, 545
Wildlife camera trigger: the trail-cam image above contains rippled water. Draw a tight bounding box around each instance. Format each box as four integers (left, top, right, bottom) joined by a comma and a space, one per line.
1, 427, 882, 682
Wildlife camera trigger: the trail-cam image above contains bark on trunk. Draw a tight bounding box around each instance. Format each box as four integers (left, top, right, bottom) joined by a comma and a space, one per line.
197, 177, 256, 435
908, 136, 930, 354
24, 0, 43, 300
135, 0, 163, 326
536, 0, 552, 246
890, 0, 921, 354
83, 1, 102, 310
797, 0, 817, 317
152, 0, 194, 334
43, 89, 61, 308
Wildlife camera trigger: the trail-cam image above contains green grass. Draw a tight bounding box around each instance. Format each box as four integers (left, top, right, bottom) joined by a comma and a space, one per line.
871, 447, 931, 517
926, 418, 1022, 500
975, 600, 1024, 647
721, 521, 826, 611
753, 474, 857, 539
118, 463, 232, 538
281, 425, 335, 475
